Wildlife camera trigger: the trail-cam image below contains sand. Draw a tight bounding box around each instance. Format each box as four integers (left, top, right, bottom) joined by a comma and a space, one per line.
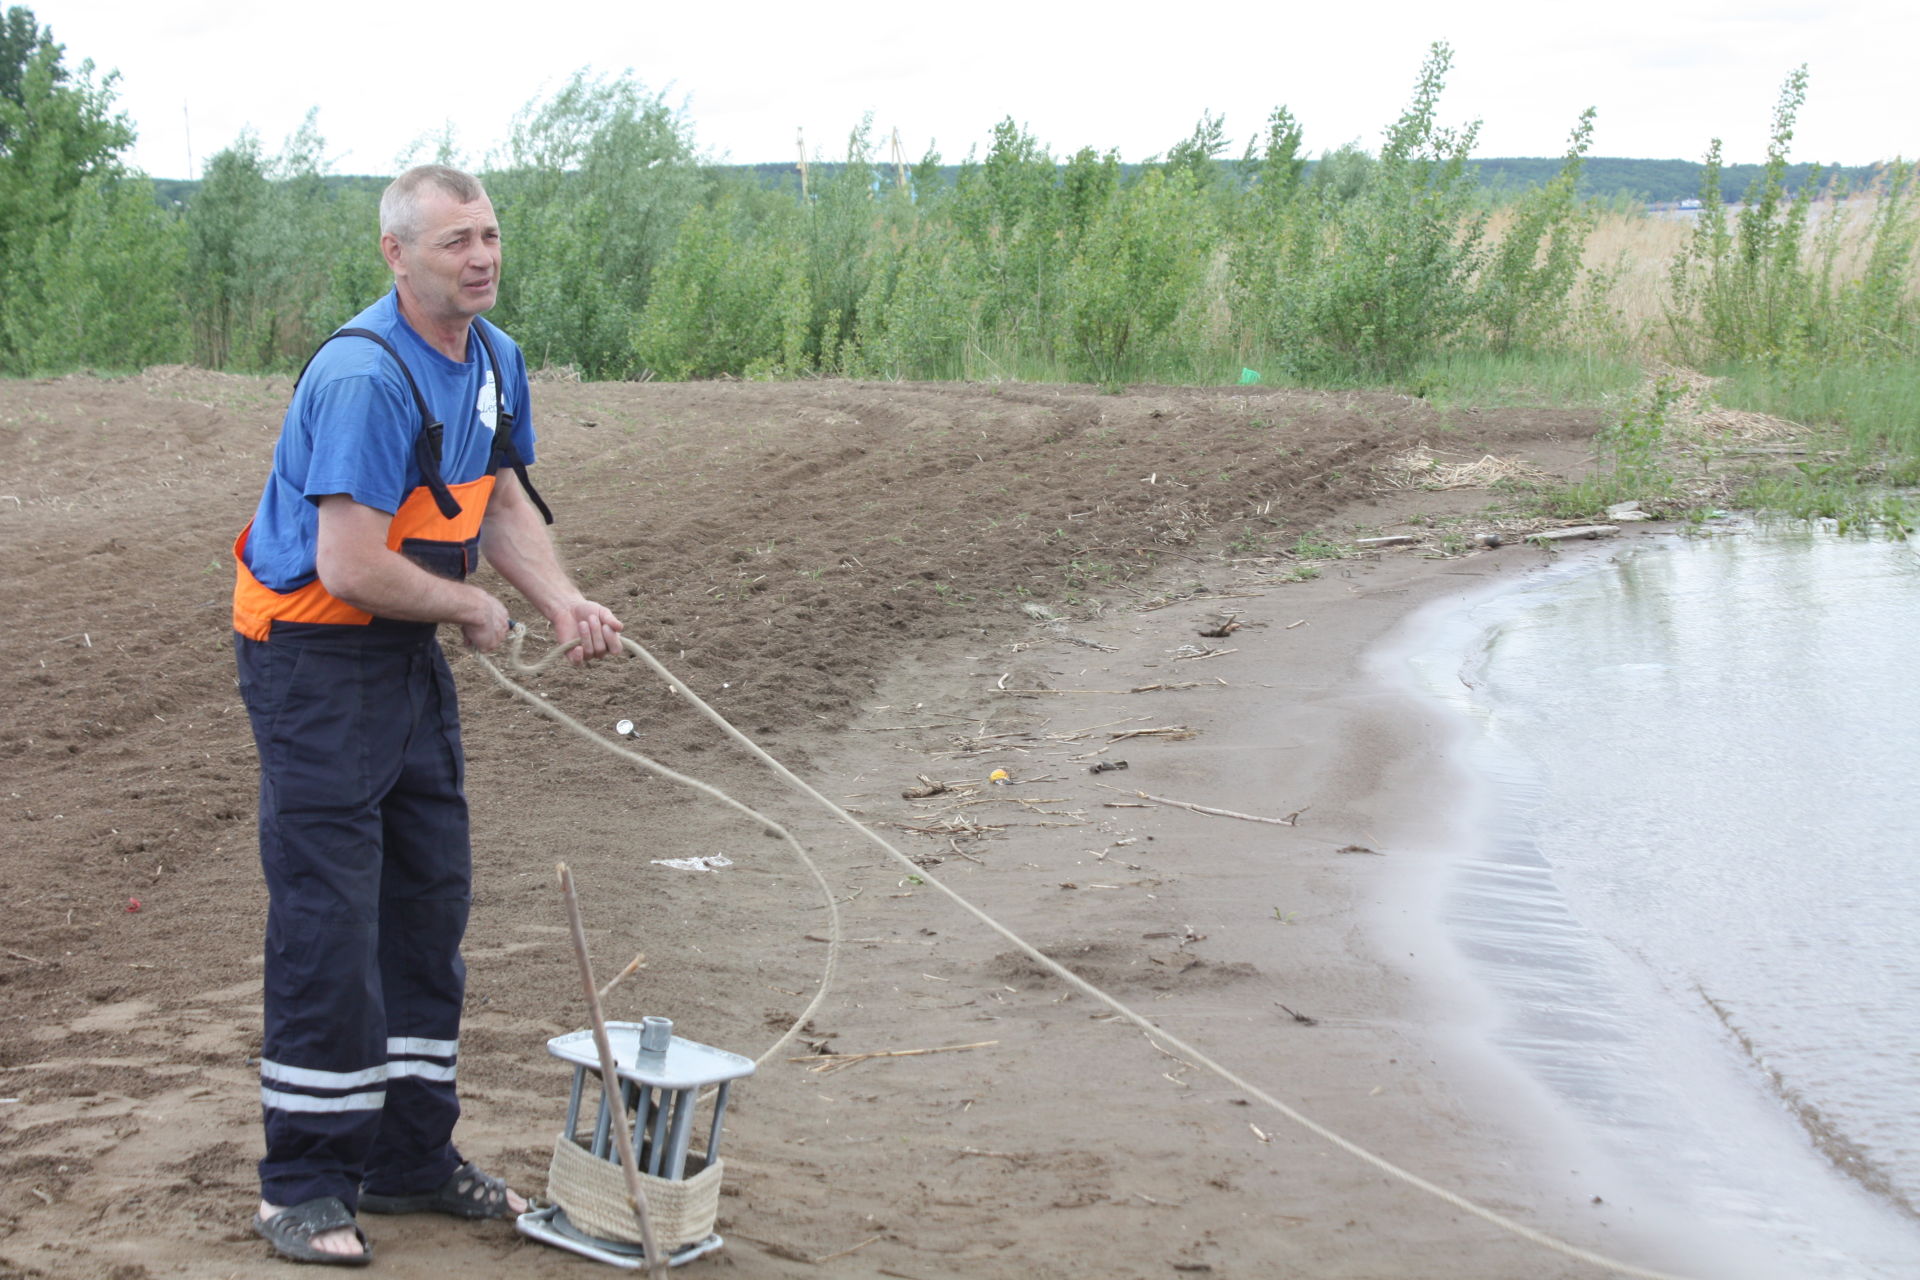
0, 370, 1680, 1278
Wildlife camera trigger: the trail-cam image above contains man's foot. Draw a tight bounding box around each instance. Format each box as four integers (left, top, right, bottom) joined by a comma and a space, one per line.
254, 1197, 371, 1266
358, 1161, 527, 1220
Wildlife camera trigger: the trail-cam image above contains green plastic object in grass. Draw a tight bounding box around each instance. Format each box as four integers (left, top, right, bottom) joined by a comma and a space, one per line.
1238, 368, 1262, 385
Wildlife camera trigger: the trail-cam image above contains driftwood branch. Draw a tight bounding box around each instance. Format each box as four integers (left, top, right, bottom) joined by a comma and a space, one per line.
787, 1040, 998, 1075
1107, 725, 1195, 743
1092, 783, 1305, 826
1528, 524, 1620, 543
992, 682, 1212, 695
813, 1234, 883, 1263
1173, 647, 1237, 662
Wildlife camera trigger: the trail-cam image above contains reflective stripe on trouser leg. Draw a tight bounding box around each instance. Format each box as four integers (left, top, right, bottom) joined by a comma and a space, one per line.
363, 640, 472, 1198
238, 626, 471, 1211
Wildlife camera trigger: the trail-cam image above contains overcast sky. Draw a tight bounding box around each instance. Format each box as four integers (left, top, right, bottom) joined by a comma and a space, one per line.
31, 0, 1916, 181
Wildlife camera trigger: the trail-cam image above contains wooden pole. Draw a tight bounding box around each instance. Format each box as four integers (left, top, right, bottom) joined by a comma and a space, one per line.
558, 863, 666, 1279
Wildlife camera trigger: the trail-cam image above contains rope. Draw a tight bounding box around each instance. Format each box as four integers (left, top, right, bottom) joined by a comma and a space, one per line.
474, 629, 838, 1073
475, 627, 1696, 1280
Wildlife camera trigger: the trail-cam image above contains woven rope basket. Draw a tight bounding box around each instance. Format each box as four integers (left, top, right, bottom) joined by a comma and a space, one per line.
547, 1135, 724, 1247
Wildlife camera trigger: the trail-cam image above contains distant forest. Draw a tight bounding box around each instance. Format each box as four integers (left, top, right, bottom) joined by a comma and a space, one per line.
739, 156, 1890, 206
147, 156, 1891, 212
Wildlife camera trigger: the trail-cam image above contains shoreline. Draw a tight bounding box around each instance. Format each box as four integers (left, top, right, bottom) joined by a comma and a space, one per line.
1381, 524, 1920, 1280
1360, 535, 1723, 1277
738, 527, 1701, 1278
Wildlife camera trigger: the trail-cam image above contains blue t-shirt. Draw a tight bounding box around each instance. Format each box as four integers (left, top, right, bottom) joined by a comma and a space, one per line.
242, 291, 537, 592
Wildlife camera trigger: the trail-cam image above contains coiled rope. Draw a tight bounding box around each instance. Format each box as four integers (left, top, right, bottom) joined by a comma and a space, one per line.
474, 626, 1695, 1280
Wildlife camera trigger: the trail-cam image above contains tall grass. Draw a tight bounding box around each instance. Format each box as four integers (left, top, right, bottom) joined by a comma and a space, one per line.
7, 34, 1920, 487
1713, 361, 1920, 465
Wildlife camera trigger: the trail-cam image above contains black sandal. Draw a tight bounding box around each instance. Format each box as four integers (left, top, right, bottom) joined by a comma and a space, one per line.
359, 1161, 518, 1220
252, 1196, 372, 1266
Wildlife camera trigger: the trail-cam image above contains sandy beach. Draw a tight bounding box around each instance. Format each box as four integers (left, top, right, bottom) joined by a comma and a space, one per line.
0, 371, 1687, 1279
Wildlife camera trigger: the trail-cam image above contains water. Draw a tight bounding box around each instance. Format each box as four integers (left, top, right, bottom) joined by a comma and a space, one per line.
1402, 524, 1920, 1279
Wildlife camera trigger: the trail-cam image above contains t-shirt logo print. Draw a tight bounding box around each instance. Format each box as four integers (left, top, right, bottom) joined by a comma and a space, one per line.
477, 371, 498, 434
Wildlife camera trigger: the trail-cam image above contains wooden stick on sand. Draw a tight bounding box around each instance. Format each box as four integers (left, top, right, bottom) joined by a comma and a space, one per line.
558, 863, 666, 1280
1092, 782, 1306, 826
787, 1040, 998, 1075
596, 952, 646, 1002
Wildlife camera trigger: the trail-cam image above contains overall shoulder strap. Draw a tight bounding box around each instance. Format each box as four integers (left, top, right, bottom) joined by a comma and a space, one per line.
471, 322, 554, 526
297, 327, 461, 520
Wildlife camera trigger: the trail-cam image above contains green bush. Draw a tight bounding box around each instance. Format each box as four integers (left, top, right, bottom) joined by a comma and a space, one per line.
9, 6, 1917, 508
2, 171, 185, 370
1293, 44, 1489, 378
632, 196, 806, 380
489, 71, 703, 378
1478, 109, 1596, 352
854, 224, 975, 379
1064, 170, 1210, 385
184, 119, 381, 372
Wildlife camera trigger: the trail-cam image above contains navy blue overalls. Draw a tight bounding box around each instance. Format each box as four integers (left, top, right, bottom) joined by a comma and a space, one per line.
232, 324, 549, 1210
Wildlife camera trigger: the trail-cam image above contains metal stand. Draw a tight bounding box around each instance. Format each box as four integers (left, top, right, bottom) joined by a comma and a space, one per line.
515, 1017, 755, 1269
517, 1205, 726, 1270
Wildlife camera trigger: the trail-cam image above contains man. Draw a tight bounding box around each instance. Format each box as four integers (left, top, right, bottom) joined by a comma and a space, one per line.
232, 164, 623, 1266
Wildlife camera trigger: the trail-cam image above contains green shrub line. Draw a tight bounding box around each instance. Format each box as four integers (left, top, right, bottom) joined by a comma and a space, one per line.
4, 9, 1917, 502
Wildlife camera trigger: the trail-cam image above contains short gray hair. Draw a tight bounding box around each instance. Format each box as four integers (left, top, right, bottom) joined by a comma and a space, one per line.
380, 165, 488, 244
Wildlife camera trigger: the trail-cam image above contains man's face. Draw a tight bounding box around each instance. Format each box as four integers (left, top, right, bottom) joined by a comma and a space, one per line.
384, 188, 501, 329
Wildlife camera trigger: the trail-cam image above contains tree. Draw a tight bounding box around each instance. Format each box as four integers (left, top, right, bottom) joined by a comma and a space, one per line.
184, 135, 270, 369
1163, 110, 1228, 189
1479, 107, 1597, 351
949, 119, 1064, 352
490, 70, 704, 377
185, 114, 386, 371
0, 5, 178, 374
1, 5, 53, 137
1298, 42, 1488, 377
1666, 66, 1828, 363
0, 13, 134, 260
1, 171, 187, 369
1065, 170, 1211, 385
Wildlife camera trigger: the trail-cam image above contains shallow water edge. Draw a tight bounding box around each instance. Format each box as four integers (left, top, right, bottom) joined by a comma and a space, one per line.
1369, 525, 1920, 1280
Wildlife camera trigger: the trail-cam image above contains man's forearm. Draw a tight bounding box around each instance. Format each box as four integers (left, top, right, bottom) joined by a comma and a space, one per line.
478, 472, 584, 615
314, 495, 504, 642
322, 543, 495, 624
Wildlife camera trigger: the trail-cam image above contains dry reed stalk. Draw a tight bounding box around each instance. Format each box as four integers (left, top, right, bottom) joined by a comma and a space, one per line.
1576, 193, 1920, 354
1639, 361, 1804, 443
1380, 446, 1556, 491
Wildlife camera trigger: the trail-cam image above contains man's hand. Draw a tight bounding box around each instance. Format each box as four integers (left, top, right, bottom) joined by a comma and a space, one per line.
553, 598, 624, 665
461, 595, 512, 652
481, 471, 626, 666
